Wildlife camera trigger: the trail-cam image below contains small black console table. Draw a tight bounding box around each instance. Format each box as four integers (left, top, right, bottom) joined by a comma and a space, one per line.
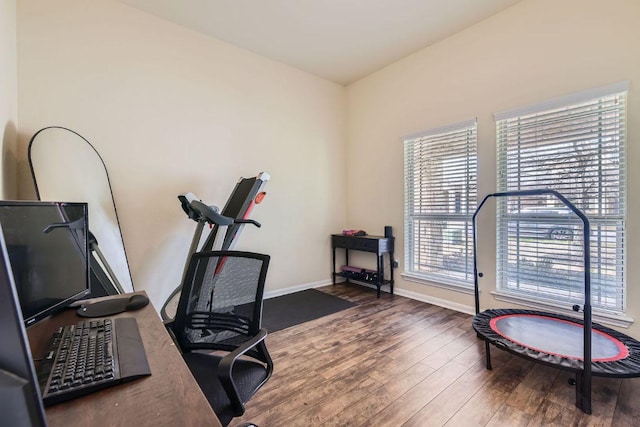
331, 234, 394, 298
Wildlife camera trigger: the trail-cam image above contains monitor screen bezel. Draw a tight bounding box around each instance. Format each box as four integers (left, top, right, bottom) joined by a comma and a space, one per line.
0, 200, 91, 327
0, 222, 48, 426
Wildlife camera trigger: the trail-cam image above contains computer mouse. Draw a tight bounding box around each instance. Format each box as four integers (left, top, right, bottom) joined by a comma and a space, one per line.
126, 294, 149, 311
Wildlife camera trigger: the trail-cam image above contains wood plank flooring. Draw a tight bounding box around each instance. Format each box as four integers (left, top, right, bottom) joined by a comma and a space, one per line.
230, 284, 640, 427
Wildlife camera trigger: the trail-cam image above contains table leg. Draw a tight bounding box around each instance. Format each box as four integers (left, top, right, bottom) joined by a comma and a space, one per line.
332, 246, 336, 285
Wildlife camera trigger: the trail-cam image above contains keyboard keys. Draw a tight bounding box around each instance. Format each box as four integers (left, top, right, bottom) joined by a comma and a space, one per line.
36, 316, 150, 407
38, 319, 120, 404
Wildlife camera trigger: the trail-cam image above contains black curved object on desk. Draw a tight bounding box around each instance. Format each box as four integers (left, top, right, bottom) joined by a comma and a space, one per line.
77, 293, 150, 318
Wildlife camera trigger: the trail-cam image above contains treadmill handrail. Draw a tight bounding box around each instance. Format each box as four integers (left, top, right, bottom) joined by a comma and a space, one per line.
189, 200, 233, 226
178, 193, 233, 226
233, 219, 261, 228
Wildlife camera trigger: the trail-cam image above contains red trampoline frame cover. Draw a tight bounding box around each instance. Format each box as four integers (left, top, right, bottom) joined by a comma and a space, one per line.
489, 313, 629, 362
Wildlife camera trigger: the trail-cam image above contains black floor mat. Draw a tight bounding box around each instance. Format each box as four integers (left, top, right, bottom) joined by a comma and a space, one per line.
261, 289, 356, 333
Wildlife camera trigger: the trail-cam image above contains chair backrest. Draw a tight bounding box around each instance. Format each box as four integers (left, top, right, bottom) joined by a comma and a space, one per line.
171, 251, 270, 352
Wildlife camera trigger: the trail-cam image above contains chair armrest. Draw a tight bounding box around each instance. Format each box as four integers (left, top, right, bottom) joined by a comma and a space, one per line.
160, 285, 182, 322
218, 329, 269, 415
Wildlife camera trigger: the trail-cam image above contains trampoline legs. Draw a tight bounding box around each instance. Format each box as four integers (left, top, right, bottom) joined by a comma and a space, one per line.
484, 340, 492, 370
574, 374, 592, 414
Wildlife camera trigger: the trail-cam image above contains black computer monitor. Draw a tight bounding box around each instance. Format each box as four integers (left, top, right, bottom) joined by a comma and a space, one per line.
0, 201, 90, 326
0, 224, 47, 426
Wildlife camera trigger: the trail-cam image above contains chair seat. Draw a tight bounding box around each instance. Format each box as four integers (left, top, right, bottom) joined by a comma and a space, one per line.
183, 352, 270, 426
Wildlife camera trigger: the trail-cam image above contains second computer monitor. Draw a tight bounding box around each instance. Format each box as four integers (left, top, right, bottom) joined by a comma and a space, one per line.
0, 201, 90, 326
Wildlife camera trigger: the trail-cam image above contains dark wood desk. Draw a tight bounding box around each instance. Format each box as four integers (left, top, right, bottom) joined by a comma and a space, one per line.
27, 293, 222, 427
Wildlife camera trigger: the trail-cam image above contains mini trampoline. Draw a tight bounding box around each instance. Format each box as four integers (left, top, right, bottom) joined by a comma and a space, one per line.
472, 189, 640, 414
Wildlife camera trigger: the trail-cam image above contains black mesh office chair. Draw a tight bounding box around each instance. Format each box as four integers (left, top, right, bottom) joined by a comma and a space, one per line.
166, 251, 273, 426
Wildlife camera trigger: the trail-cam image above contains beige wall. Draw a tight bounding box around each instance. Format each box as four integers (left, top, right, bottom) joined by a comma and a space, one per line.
0, 0, 18, 199
16, 0, 347, 308
346, 0, 640, 336
13, 0, 640, 336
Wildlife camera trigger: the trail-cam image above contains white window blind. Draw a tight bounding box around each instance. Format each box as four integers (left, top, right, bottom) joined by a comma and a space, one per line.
404, 119, 477, 288
495, 83, 627, 312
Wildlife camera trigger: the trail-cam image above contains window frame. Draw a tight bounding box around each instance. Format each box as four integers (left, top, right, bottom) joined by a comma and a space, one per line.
494, 82, 628, 315
403, 119, 478, 291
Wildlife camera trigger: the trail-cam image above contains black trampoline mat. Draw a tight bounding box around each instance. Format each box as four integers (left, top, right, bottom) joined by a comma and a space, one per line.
491, 314, 628, 361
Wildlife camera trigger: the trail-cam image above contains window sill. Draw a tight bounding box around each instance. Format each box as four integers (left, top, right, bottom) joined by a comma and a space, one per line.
402, 272, 474, 295
490, 290, 634, 329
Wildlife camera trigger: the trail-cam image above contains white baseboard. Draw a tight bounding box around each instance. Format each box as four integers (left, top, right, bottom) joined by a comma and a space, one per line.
394, 288, 475, 316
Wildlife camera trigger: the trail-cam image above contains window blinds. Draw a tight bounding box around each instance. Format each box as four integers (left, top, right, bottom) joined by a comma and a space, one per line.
495, 84, 627, 312
404, 120, 477, 287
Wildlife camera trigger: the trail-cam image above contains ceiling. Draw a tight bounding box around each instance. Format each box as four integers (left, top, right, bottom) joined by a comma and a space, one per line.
117, 0, 523, 85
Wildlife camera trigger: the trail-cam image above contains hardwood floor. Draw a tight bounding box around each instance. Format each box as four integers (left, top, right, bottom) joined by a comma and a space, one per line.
230, 284, 640, 427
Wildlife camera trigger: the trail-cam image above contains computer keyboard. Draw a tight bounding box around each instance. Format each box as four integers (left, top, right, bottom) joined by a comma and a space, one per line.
36, 317, 151, 406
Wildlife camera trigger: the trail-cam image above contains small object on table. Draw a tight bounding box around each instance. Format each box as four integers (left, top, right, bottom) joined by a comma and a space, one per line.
342, 229, 367, 236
